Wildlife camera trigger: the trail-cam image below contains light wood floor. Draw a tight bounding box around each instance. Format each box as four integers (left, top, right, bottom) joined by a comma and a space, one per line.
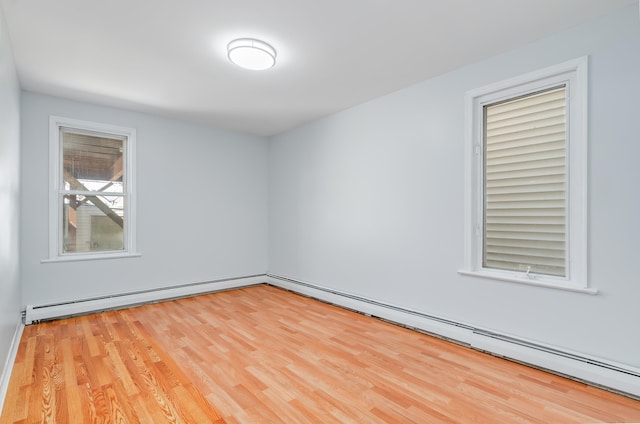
2, 285, 639, 423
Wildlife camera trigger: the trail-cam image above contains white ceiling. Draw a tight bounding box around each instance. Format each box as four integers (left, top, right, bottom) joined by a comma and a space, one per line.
1, 0, 636, 136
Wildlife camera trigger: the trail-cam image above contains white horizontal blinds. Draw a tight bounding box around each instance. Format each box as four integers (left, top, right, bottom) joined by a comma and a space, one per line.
483, 85, 567, 277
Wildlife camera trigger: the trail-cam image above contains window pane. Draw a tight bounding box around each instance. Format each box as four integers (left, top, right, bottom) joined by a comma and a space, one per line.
62, 128, 125, 193
483, 86, 567, 277
62, 194, 125, 253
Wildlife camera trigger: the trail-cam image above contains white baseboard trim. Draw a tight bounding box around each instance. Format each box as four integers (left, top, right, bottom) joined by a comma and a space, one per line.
0, 319, 25, 416
24, 274, 267, 325
266, 273, 640, 399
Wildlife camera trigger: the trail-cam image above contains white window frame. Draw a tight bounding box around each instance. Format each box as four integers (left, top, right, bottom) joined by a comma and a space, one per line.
460, 57, 595, 294
46, 116, 139, 262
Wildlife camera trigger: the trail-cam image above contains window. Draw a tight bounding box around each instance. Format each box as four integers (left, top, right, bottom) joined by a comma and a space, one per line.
461, 57, 593, 293
48, 117, 137, 261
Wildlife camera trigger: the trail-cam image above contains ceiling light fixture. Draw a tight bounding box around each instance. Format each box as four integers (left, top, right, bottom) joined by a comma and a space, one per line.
227, 38, 277, 71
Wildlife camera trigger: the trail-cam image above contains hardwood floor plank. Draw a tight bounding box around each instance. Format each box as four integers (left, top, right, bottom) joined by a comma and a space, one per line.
2, 284, 639, 423
0, 312, 226, 424
132, 285, 639, 423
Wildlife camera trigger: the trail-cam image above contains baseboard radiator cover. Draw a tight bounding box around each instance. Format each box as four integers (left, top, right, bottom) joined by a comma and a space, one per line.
24, 274, 267, 325
265, 273, 640, 399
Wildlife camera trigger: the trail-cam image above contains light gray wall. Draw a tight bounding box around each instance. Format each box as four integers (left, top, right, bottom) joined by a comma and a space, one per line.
0, 9, 21, 365
268, 6, 640, 368
21, 93, 269, 306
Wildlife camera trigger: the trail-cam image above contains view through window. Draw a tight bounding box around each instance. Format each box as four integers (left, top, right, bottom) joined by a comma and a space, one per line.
55, 124, 133, 256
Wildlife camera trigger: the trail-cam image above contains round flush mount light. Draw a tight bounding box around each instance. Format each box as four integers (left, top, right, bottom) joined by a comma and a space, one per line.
227, 38, 277, 71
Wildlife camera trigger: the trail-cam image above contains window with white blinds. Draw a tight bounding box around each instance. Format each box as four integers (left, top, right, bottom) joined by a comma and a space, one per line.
462, 57, 591, 293
483, 86, 567, 277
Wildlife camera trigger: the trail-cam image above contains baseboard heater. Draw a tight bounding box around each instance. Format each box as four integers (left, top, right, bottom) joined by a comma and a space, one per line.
24, 274, 267, 325
265, 273, 640, 399
471, 328, 638, 377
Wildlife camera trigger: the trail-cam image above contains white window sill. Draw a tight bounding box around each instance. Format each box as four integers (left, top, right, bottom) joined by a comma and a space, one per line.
458, 270, 598, 295
41, 252, 142, 263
